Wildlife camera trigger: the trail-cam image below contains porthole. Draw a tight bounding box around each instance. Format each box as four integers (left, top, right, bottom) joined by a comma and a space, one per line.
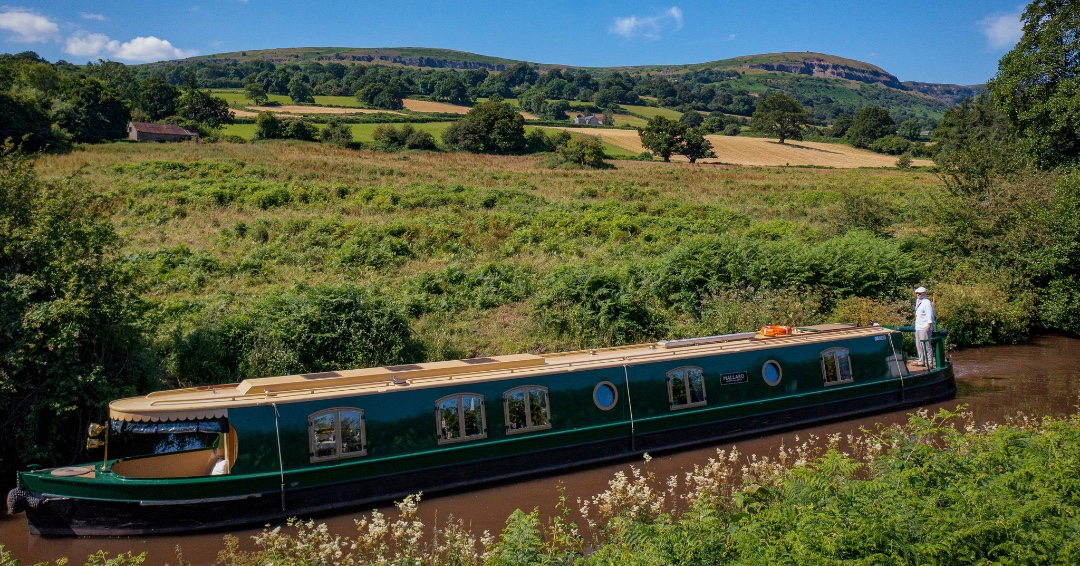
762, 360, 782, 386
593, 381, 618, 410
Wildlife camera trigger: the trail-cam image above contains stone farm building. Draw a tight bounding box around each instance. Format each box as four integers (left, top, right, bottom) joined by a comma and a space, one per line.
127, 122, 198, 142
573, 115, 602, 125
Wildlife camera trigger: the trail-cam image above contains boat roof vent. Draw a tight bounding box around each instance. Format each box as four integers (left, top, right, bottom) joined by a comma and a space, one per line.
657, 332, 757, 349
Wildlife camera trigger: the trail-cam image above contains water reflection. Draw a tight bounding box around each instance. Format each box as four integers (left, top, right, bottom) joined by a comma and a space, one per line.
3, 335, 1078, 565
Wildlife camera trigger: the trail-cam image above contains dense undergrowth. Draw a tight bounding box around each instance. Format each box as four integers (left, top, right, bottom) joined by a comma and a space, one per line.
6, 406, 1080, 565
35, 141, 1053, 382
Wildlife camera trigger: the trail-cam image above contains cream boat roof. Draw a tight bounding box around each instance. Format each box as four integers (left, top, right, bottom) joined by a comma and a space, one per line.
109, 325, 890, 422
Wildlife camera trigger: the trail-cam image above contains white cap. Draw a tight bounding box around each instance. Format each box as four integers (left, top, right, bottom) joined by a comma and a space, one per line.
914, 286, 927, 294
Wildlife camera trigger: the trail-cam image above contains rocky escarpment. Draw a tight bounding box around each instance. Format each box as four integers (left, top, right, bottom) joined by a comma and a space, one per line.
745, 59, 905, 90
314, 53, 507, 71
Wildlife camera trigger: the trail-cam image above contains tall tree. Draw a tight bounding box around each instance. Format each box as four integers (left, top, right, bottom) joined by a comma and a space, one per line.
287, 75, 314, 104
988, 0, 1080, 168
679, 127, 716, 163
0, 148, 157, 483
750, 93, 808, 144
442, 100, 525, 153
244, 81, 269, 105
638, 116, 686, 162
846, 107, 896, 148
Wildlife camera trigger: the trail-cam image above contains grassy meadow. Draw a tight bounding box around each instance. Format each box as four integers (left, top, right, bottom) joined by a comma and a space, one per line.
32, 139, 1026, 387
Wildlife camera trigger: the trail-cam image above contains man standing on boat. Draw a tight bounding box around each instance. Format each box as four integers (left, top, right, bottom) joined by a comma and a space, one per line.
914, 286, 935, 367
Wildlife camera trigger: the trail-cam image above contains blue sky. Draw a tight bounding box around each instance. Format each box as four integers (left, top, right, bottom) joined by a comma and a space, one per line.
0, 1, 1027, 85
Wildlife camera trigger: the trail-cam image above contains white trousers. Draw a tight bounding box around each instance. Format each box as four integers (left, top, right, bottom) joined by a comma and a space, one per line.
915, 326, 931, 366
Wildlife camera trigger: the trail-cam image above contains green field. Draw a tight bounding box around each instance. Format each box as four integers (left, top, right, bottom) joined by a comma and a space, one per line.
619, 104, 683, 121
212, 89, 367, 109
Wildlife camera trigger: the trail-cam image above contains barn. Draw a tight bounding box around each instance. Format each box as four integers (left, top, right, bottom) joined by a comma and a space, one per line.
127, 122, 199, 142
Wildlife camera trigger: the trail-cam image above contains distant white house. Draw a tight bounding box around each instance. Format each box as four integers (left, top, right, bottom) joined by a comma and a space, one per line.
573, 114, 602, 125
127, 122, 198, 142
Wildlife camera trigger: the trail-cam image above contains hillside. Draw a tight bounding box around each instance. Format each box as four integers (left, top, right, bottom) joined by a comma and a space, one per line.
153, 47, 978, 124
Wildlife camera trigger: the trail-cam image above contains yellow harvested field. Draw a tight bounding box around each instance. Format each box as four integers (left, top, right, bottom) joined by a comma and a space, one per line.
519, 111, 538, 120
402, 99, 471, 114
247, 105, 405, 115
231, 109, 258, 118
541, 127, 933, 168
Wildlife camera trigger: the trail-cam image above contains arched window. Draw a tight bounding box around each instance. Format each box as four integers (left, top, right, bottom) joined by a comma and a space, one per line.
668, 366, 707, 409
436, 393, 487, 444
504, 386, 552, 434
821, 347, 854, 385
308, 408, 366, 462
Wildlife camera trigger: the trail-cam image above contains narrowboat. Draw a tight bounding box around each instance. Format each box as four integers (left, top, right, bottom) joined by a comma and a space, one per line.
7, 323, 954, 536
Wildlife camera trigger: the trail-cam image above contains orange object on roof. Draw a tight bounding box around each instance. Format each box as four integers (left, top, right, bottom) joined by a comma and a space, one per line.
759, 325, 793, 337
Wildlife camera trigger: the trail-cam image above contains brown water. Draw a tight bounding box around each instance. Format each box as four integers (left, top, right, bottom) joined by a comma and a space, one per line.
3, 335, 1079, 565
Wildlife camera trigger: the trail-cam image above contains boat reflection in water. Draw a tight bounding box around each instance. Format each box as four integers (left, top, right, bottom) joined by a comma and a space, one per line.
7, 323, 953, 536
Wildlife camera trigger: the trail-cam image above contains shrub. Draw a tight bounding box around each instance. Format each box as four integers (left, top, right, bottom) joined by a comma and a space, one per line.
0, 148, 157, 482
896, 152, 913, 168
165, 284, 422, 383
933, 273, 1035, 346
320, 120, 353, 147
723, 123, 742, 136
253, 111, 283, 140
533, 264, 661, 347
282, 118, 317, 141
553, 135, 608, 168
870, 134, 914, 155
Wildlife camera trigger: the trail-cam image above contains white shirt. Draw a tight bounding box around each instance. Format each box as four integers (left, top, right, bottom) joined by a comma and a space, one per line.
914, 297, 935, 330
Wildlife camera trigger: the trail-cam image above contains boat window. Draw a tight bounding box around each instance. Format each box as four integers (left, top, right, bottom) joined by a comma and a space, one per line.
762, 361, 782, 386
308, 408, 367, 462
593, 381, 618, 410
504, 386, 552, 434
437, 394, 487, 444
668, 366, 707, 409
821, 348, 854, 385
108, 418, 227, 459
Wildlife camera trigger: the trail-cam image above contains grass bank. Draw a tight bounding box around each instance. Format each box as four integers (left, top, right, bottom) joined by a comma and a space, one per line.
33, 141, 1036, 384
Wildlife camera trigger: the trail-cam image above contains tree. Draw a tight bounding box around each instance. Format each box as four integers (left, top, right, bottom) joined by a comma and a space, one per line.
138, 77, 180, 120
898, 119, 922, 141
555, 135, 607, 168
602, 108, 615, 127
178, 71, 232, 128
679, 111, 705, 128
638, 116, 686, 162
433, 75, 470, 104
287, 76, 314, 104
253, 111, 283, 140
56, 77, 130, 143
244, 81, 269, 105
320, 119, 353, 147
679, 127, 716, 163
750, 93, 808, 144
282, 118, 317, 141
988, 0, 1080, 168
442, 100, 525, 153
830, 114, 854, 137
0, 148, 156, 484
846, 107, 895, 148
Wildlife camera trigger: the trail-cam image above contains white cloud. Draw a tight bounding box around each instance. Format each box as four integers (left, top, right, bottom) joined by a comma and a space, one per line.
113, 36, 198, 61
80, 12, 106, 21
980, 7, 1024, 49
0, 8, 59, 43
610, 6, 683, 40
65, 31, 118, 57
726, 33, 736, 41
63, 32, 198, 62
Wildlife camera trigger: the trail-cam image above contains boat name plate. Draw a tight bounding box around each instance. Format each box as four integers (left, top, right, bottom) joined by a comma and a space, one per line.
720, 371, 749, 385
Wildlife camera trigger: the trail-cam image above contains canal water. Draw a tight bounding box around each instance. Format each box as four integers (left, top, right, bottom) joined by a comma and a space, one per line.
3, 335, 1079, 565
